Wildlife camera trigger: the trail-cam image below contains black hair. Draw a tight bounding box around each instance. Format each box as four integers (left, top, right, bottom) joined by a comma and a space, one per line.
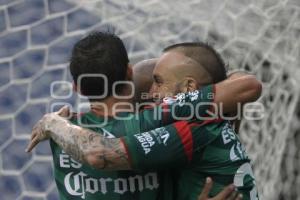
163, 42, 227, 83
70, 31, 129, 101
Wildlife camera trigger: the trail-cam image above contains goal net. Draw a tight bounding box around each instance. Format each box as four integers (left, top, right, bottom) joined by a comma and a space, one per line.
0, 0, 299, 199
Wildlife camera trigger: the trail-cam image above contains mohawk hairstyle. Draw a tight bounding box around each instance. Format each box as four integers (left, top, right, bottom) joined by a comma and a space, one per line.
163, 42, 228, 83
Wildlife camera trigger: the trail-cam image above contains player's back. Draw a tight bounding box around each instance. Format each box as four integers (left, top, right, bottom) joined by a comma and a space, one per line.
50, 111, 173, 200
174, 120, 259, 200
50, 85, 217, 200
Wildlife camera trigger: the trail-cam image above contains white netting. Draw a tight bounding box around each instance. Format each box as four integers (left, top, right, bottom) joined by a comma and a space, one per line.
0, 0, 299, 199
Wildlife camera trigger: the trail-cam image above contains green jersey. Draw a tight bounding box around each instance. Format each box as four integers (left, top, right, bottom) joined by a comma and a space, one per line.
124, 120, 259, 200
174, 121, 259, 200
50, 113, 164, 200
50, 85, 215, 200
50, 84, 258, 200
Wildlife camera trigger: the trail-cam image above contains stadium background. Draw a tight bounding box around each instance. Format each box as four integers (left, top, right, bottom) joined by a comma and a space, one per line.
0, 0, 299, 199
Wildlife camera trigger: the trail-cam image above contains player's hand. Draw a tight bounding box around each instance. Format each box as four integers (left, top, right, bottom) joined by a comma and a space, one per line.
25, 106, 70, 153
198, 177, 243, 200
55, 105, 70, 118
25, 115, 51, 153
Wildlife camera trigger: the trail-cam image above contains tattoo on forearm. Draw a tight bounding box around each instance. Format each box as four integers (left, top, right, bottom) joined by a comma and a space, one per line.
46, 116, 130, 170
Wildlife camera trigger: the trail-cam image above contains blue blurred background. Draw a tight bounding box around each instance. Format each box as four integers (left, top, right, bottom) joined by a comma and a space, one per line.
0, 0, 299, 199
0, 0, 104, 199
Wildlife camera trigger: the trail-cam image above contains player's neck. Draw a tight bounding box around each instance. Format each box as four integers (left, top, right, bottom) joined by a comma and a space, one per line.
90, 86, 133, 117
90, 97, 132, 117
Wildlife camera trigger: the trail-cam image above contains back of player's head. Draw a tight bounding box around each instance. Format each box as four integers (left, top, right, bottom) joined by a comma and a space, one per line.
132, 58, 157, 103
70, 31, 129, 101
163, 42, 227, 83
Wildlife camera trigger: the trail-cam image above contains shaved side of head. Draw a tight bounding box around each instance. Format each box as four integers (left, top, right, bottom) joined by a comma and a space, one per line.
133, 59, 157, 76
132, 58, 157, 102
163, 42, 227, 84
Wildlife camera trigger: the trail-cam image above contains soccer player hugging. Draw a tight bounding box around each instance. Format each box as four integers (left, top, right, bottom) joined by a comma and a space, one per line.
27, 32, 262, 200
125, 43, 261, 200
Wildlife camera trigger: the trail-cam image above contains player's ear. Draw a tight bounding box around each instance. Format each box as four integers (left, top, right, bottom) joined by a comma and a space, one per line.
73, 82, 81, 94
126, 64, 133, 81
179, 77, 197, 93
187, 77, 197, 92
72, 82, 77, 92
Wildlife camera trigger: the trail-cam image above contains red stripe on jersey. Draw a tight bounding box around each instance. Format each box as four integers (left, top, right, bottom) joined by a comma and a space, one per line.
197, 118, 223, 126
120, 138, 133, 168
174, 121, 193, 162
162, 103, 169, 123
140, 105, 154, 110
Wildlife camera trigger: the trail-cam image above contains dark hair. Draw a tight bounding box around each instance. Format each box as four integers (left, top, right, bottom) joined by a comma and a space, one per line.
70, 31, 129, 101
163, 42, 227, 83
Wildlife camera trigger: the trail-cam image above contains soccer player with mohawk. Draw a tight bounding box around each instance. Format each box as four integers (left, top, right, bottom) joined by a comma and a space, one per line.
27, 32, 261, 200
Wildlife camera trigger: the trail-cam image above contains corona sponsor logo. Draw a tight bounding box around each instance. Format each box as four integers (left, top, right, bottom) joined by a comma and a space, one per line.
64, 172, 159, 198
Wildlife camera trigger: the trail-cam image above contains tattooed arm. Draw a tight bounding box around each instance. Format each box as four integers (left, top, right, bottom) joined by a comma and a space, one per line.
26, 108, 130, 170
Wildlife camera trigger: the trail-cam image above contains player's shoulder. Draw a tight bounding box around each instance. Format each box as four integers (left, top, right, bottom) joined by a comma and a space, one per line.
68, 112, 88, 124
